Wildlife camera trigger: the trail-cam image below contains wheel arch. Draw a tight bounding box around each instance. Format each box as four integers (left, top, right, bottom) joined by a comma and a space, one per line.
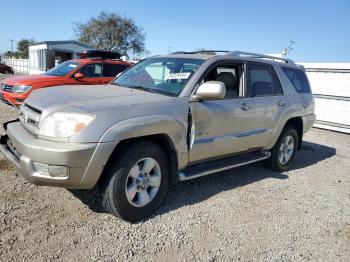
99, 134, 180, 187
266, 116, 304, 151
284, 117, 303, 150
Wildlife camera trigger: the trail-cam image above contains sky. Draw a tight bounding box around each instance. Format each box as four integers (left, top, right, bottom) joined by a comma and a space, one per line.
0, 0, 349, 62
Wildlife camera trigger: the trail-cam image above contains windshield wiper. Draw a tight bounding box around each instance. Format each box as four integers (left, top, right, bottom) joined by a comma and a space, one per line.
129, 85, 157, 93
111, 83, 174, 96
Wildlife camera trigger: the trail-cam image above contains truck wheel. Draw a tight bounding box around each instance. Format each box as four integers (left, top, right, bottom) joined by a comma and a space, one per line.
99, 141, 169, 222
266, 126, 298, 171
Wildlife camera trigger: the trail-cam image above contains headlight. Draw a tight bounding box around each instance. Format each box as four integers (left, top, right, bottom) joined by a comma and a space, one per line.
38, 113, 95, 138
12, 85, 32, 93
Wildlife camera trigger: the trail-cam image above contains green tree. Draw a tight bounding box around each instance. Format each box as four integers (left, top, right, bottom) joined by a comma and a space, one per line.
4, 51, 19, 58
74, 11, 146, 57
17, 39, 36, 58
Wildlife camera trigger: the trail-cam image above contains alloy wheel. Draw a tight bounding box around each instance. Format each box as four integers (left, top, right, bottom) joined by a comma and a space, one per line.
278, 135, 295, 165
125, 157, 161, 207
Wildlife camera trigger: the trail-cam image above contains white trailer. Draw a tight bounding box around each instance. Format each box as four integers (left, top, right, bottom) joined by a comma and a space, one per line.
302, 63, 350, 133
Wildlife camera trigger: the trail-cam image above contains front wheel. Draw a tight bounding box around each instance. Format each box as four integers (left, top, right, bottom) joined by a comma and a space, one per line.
99, 141, 169, 222
266, 126, 298, 171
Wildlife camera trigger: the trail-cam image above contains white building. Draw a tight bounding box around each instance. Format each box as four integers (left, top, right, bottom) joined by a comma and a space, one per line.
28, 41, 92, 74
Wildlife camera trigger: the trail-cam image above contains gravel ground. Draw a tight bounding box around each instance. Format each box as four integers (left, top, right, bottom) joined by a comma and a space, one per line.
0, 74, 349, 261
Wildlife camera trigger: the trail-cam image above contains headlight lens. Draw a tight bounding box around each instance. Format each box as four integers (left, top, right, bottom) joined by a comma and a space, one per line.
38, 113, 95, 138
12, 85, 32, 93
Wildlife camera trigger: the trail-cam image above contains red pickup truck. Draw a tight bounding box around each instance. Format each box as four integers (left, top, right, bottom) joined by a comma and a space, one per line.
0, 51, 132, 107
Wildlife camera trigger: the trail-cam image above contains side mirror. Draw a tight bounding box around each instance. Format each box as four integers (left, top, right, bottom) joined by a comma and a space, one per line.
74, 72, 85, 80
193, 81, 226, 101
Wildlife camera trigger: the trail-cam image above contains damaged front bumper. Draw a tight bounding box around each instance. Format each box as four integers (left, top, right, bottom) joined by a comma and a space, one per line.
0, 120, 117, 189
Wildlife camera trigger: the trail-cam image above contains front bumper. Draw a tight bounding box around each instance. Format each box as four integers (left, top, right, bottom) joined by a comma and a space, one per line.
0, 121, 117, 189
0, 90, 27, 107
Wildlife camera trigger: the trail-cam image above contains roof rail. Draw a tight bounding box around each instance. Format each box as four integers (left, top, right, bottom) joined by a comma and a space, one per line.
227, 51, 295, 64
172, 50, 229, 55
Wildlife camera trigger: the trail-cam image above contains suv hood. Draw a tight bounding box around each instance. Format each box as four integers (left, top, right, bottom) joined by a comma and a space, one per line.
25, 84, 188, 143
26, 84, 176, 113
2, 74, 60, 86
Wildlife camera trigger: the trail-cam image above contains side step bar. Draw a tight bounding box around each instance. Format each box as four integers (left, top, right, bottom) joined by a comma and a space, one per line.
178, 151, 271, 181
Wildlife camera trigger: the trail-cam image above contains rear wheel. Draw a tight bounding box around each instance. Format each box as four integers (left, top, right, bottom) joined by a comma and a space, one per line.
266, 126, 298, 171
99, 141, 169, 222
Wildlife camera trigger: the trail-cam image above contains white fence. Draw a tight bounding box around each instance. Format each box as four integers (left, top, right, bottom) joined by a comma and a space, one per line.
3, 58, 29, 73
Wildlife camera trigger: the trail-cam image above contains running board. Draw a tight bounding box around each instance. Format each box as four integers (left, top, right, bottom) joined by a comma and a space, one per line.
178, 151, 271, 181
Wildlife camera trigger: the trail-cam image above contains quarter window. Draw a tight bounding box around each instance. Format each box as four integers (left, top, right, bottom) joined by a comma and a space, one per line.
282, 67, 311, 93
246, 63, 283, 97
103, 63, 129, 77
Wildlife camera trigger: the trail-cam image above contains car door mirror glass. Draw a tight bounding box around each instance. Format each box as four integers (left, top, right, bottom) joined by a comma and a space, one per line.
74, 72, 85, 79
193, 81, 226, 101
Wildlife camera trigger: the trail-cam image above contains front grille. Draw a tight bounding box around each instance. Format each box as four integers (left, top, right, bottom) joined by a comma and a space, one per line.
19, 103, 42, 135
0, 83, 13, 92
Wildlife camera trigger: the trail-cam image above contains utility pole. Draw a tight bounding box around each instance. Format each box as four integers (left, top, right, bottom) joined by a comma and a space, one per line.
9, 39, 14, 53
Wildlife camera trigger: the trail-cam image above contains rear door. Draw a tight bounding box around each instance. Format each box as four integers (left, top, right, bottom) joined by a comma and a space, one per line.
245, 62, 289, 148
102, 63, 130, 84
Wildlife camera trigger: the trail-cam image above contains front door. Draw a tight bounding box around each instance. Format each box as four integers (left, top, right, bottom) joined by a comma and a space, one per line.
75, 63, 103, 85
189, 62, 257, 163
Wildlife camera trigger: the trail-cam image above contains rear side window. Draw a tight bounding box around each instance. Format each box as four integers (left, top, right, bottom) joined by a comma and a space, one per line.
246, 63, 283, 97
103, 63, 129, 77
282, 67, 311, 93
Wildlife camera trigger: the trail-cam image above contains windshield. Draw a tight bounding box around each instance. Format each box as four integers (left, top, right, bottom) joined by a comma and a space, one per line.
112, 57, 204, 96
45, 61, 81, 76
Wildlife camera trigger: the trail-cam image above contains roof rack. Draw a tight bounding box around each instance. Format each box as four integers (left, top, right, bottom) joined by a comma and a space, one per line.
172, 50, 229, 55
76, 50, 121, 60
227, 51, 295, 64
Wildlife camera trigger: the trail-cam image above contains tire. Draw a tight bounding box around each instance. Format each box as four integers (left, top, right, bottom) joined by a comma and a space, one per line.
4, 69, 10, 74
265, 125, 298, 171
99, 141, 169, 222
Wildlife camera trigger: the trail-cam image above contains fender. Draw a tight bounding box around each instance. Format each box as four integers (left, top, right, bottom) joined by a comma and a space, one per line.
264, 110, 304, 150
99, 115, 189, 169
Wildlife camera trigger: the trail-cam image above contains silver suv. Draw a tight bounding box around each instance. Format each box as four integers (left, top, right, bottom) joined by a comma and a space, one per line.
0, 51, 315, 222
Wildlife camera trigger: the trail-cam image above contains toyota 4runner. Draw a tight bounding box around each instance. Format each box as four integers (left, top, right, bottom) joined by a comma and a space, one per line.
0, 51, 315, 222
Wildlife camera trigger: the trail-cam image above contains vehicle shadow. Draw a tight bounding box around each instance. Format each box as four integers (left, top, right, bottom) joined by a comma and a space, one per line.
69, 141, 336, 218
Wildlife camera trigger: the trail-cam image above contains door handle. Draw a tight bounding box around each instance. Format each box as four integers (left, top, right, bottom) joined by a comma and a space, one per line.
240, 102, 252, 111
277, 100, 286, 107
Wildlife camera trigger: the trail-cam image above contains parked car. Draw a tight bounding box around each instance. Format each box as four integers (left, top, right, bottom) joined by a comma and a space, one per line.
0, 51, 315, 222
0, 63, 14, 74
0, 51, 132, 107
